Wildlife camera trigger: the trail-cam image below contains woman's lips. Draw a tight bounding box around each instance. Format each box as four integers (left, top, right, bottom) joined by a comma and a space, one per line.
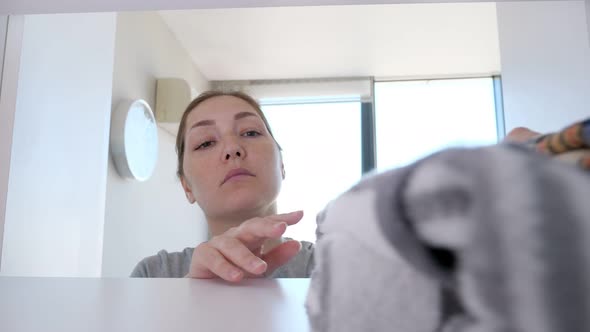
221, 168, 255, 185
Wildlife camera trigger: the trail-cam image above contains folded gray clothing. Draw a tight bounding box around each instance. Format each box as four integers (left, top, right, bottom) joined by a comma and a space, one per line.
306, 144, 590, 332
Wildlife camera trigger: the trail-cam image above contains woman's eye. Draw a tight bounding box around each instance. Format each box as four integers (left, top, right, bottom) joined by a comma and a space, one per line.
195, 141, 215, 150
242, 130, 261, 137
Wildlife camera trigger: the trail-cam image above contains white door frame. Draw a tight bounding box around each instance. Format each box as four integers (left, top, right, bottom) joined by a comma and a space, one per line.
0, 15, 23, 270
0, 0, 577, 16
0, 0, 589, 270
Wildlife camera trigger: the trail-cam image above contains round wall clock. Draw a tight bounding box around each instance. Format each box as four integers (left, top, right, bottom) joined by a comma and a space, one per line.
110, 99, 158, 182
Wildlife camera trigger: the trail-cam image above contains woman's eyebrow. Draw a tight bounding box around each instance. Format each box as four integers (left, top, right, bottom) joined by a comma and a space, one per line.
189, 112, 258, 132
234, 112, 258, 121
189, 119, 215, 131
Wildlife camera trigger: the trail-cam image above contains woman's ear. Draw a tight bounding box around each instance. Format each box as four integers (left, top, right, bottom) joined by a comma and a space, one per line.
180, 176, 196, 204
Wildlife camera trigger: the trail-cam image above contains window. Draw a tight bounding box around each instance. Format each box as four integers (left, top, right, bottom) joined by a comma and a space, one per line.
262, 102, 362, 242
374, 78, 499, 171
258, 77, 500, 242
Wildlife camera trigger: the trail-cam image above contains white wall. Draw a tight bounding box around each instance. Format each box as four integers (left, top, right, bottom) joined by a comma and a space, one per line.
0, 13, 117, 277
497, 1, 590, 133
102, 12, 209, 277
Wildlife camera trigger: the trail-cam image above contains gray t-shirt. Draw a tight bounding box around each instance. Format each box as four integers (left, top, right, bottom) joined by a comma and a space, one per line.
130, 241, 315, 278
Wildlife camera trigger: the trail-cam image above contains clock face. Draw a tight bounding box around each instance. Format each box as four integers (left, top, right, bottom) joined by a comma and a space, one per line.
124, 101, 158, 181
111, 100, 158, 181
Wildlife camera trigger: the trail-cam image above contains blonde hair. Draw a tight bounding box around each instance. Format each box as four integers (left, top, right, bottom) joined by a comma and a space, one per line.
175, 90, 280, 179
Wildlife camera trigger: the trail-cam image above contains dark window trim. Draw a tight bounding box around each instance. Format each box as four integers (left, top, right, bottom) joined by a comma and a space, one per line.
361, 101, 376, 174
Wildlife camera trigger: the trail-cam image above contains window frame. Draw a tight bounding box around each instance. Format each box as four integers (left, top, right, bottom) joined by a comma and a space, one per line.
259, 76, 504, 179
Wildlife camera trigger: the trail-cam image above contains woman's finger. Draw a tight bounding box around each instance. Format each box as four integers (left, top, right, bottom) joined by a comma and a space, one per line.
236, 211, 304, 245
188, 243, 244, 282
209, 236, 268, 276
261, 240, 302, 277
267, 211, 304, 226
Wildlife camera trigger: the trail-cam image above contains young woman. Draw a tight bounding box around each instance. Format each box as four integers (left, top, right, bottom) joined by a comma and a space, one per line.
131, 91, 314, 281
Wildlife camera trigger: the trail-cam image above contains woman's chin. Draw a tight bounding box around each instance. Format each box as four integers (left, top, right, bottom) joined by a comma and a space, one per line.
221, 195, 268, 214
219, 191, 278, 217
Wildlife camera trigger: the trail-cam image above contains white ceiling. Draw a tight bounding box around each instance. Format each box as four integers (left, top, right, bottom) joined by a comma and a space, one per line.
159, 3, 501, 81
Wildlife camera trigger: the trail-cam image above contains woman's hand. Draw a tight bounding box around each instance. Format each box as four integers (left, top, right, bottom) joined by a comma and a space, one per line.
504, 127, 540, 143
186, 211, 304, 282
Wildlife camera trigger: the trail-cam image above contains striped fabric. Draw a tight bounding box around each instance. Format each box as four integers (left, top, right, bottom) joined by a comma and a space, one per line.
533, 118, 590, 170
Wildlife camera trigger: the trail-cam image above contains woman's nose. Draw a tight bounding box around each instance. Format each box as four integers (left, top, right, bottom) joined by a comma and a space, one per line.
225, 150, 243, 160
223, 138, 246, 161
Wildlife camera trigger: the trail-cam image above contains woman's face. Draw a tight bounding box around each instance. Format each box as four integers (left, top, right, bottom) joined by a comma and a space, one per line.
180, 95, 284, 220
